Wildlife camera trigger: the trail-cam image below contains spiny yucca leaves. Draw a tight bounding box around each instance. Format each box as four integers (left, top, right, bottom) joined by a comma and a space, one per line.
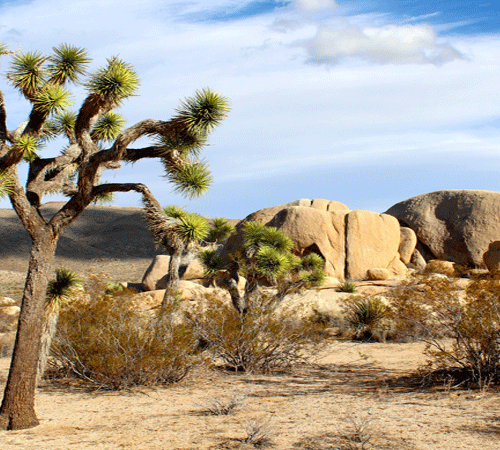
154, 131, 207, 159
255, 245, 291, 279
349, 297, 388, 327
300, 253, 324, 271
206, 217, 235, 243
300, 269, 326, 287
243, 222, 293, 254
13, 135, 40, 162
33, 84, 73, 115
86, 56, 140, 103
46, 267, 84, 312
7, 50, 48, 98
163, 204, 187, 219
0, 171, 15, 198
39, 119, 60, 142
166, 161, 213, 199
0, 42, 9, 56
53, 111, 77, 136
177, 212, 210, 244
199, 248, 226, 277
92, 190, 116, 206
91, 111, 126, 142
47, 44, 90, 85
175, 88, 230, 134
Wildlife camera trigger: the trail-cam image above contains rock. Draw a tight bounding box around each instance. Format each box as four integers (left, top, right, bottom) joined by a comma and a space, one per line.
424, 260, 457, 276
385, 190, 500, 267
0, 302, 20, 333
483, 241, 500, 273
327, 201, 350, 212
399, 227, 417, 265
410, 249, 427, 270
345, 210, 406, 280
268, 206, 348, 279
366, 268, 390, 280
142, 255, 207, 291
0, 297, 16, 307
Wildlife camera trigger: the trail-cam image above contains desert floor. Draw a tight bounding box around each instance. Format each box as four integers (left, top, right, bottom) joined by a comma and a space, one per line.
1, 260, 500, 449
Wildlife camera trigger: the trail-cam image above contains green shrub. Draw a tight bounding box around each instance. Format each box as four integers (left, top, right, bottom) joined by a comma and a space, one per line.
186, 293, 324, 373
390, 273, 500, 386
338, 280, 357, 293
50, 278, 199, 389
345, 296, 389, 341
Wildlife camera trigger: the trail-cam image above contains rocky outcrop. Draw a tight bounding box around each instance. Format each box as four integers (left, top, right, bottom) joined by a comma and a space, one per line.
142, 255, 206, 291
222, 199, 409, 282
483, 241, 500, 273
385, 190, 500, 267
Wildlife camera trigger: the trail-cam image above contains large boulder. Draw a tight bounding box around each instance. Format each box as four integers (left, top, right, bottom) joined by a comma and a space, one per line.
385, 190, 500, 267
222, 199, 407, 281
141, 255, 206, 291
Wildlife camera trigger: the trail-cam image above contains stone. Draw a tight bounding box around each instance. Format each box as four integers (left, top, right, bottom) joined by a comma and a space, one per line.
310, 198, 330, 210
268, 206, 348, 279
424, 260, 457, 276
385, 190, 500, 267
327, 201, 350, 212
399, 227, 417, 265
366, 268, 390, 280
142, 255, 206, 291
483, 241, 500, 273
345, 210, 406, 280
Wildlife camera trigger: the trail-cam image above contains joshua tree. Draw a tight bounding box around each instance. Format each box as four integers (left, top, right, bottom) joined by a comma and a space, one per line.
199, 221, 326, 314
147, 205, 235, 306
37, 267, 84, 384
0, 43, 229, 430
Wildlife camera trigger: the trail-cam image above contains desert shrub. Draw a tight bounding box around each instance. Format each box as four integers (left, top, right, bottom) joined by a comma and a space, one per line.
344, 296, 390, 342
390, 273, 500, 385
186, 293, 324, 373
338, 280, 357, 293
49, 278, 199, 389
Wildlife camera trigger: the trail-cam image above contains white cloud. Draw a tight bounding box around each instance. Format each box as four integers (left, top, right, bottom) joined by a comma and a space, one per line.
293, 0, 337, 12
302, 22, 463, 65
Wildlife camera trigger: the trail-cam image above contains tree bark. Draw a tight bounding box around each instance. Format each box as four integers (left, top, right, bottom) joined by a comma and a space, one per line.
0, 231, 57, 430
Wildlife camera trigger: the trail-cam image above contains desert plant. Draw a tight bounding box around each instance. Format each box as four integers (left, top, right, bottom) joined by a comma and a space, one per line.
0, 41, 229, 429
390, 272, 500, 386
200, 221, 325, 314
338, 280, 357, 293
345, 297, 389, 341
200, 392, 246, 416
49, 277, 199, 389
238, 418, 274, 447
187, 293, 324, 373
38, 267, 84, 384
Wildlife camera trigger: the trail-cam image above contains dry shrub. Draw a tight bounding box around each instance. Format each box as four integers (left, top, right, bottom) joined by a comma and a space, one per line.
390, 272, 500, 386
187, 293, 325, 373
49, 277, 199, 389
343, 297, 391, 342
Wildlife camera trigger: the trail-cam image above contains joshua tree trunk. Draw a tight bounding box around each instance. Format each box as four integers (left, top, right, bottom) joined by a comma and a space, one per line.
0, 232, 57, 430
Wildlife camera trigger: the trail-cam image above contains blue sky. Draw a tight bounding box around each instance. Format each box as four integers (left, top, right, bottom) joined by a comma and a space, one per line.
0, 0, 499, 219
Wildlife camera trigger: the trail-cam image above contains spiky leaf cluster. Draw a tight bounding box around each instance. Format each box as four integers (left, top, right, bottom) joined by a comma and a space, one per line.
243, 222, 293, 256
33, 84, 73, 115
53, 111, 77, 136
13, 135, 40, 162
166, 161, 213, 199
91, 111, 126, 142
0, 42, 9, 56
206, 217, 235, 243
0, 171, 15, 198
46, 267, 84, 312
86, 57, 140, 103
47, 44, 90, 85
177, 213, 210, 244
92, 190, 116, 206
255, 245, 291, 280
7, 51, 47, 98
175, 88, 230, 134
155, 132, 207, 159
198, 249, 226, 277
163, 204, 186, 219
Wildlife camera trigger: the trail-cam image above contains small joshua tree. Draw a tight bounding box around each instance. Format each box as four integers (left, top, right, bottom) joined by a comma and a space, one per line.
0, 43, 229, 430
199, 221, 325, 314
146, 205, 235, 306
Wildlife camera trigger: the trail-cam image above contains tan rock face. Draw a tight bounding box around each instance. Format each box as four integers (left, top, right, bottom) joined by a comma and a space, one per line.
367, 268, 390, 281
399, 227, 417, 265
483, 241, 500, 273
345, 211, 404, 280
141, 255, 206, 291
385, 190, 500, 267
268, 206, 348, 279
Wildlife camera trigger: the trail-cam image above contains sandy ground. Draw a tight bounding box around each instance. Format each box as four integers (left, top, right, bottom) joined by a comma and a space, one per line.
1, 255, 500, 448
